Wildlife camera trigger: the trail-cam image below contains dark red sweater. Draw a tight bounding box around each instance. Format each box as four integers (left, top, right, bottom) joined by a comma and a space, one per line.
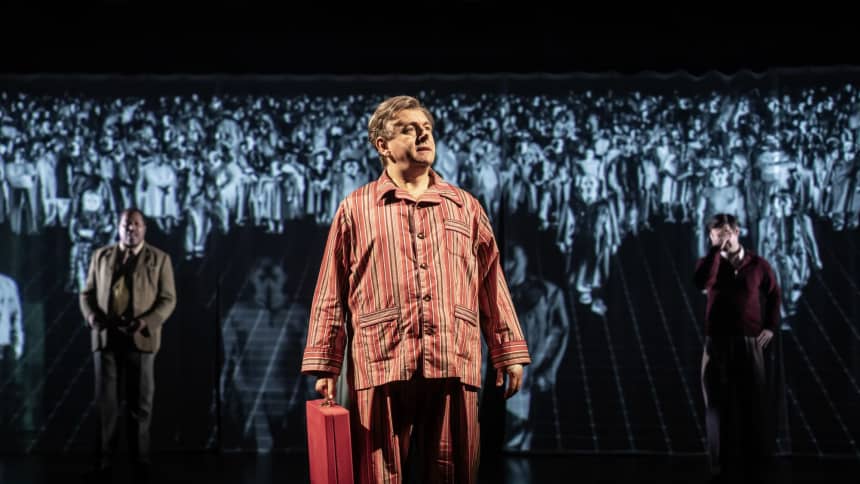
694, 246, 781, 337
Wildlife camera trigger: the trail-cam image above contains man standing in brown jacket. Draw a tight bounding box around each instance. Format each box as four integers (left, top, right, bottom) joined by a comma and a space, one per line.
80, 208, 176, 481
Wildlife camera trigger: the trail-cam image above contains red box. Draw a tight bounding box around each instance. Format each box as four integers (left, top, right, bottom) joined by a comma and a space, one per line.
306, 399, 354, 484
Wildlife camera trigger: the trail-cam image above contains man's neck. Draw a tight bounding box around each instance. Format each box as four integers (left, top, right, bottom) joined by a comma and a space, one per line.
120, 242, 144, 256
386, 165, 432, 199
721, 244, 744, 266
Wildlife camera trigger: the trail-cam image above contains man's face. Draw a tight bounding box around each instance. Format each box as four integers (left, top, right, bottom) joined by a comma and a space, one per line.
709, 225, 739, 250
118, 211, 146, 248
377, 109, 435, 168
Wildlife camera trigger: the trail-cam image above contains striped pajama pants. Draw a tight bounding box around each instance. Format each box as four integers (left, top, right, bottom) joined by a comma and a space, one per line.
351, 374, 480, 484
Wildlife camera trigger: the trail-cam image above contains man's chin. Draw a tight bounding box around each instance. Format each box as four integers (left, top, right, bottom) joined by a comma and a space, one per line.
414, 152, 434, 162
404, 159, 432, 169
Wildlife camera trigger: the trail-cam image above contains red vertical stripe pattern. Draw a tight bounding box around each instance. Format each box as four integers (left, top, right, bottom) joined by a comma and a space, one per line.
301, 170, 530, 390
351, 376, 480, 484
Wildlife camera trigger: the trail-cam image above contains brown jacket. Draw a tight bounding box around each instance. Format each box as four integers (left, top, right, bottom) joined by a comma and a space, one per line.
79, 243, 176, 353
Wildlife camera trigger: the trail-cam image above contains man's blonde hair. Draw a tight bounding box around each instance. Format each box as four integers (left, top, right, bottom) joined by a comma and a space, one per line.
367, 95, 434, 168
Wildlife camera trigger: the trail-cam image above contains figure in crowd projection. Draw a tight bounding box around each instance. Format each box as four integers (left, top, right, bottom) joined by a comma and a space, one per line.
305, 147, 333, 225
753, 141, 797, 219
0, 145, 8, 225
757, 191, 822, 318
432, 135, 461, 185
278, 150, 306, 221
207, 148, 242, 231
136, 148, 180, 235
607, 138, 640, 237
657, 133, 684, 223
33, 142, 59, 227
251, 161, 284, 234
219, 257, 313, 451
636, 148, 660, 231
330, 153, 369, 210
5, 147, 40, 235
823, 142, 859, 230
467, 139, 504, 218
0, 273, 24, 360
66, 183, 115, 293
503, 243, 569, 451
66, 170, 117, 293
0, 272, 24, 447
571, 171, 619, 316
183, 162, 225, 259
695, 161, 748, 257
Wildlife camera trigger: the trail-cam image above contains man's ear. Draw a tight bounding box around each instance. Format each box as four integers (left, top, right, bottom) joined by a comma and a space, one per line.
375, 137, 389, 158
375, 137, 386, 150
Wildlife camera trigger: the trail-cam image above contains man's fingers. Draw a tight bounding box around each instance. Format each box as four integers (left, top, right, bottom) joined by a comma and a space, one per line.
507, 364, 525, 398
315, 377, 336, 400
496, 369, 504, 387
505, 372, 521, 399
758, 332, 772, 348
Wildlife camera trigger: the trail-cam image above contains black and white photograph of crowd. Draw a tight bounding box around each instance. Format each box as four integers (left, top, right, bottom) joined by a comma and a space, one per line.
2, 84, 857, 321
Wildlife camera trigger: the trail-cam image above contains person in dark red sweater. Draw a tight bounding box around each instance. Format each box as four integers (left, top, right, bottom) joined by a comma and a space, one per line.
694, 213, 781, 483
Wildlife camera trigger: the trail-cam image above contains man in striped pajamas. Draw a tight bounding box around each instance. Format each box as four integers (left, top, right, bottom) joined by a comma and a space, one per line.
302, 95, 530, 483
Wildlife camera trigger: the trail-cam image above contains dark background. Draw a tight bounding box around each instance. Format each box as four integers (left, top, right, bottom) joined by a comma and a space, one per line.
2, 3, 859, 77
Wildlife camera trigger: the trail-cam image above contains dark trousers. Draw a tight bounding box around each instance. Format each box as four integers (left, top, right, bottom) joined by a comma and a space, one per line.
701, 335, 771, 482
93, 342, 155, 468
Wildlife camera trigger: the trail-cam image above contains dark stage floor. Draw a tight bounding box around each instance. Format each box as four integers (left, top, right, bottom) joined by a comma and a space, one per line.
1, 452, 858, 483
